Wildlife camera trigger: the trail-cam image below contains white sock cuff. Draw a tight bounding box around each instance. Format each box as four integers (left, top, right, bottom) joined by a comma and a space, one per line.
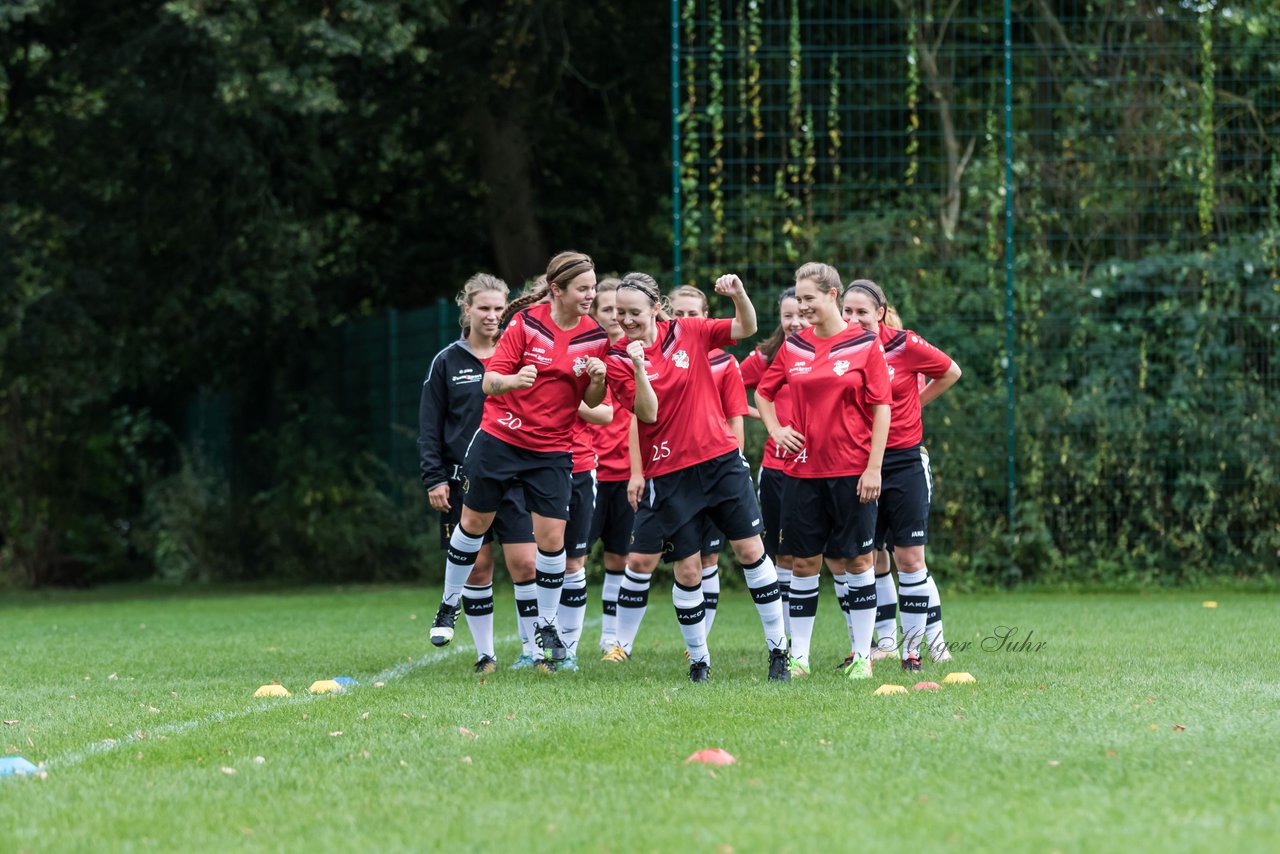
846, 569, 875, 588
672, 582, 704, 608
564, 570, 587, 587
742, 554, 778, 588
462, 584, 493, 598
790, 574, 820, 594
899, 569, 928, 587
449, 527, 486, 553
702, 564, 719, 578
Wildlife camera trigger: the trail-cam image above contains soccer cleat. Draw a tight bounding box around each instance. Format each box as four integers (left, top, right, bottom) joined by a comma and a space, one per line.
429, 602, 459, 647
842, 654, 873, 680
870, 645, 896, 662
473, 655, 497, 675
558, 656, 580, 672
535, 623, 567, 662
901, 652, 923, 672
533, 658, 557, 674
509, 654, 537, 670
929, 642, 953, 663
836, 653, 857, 671
688, 660, 710, 683
787, 655, 810, 679
768, 648, 792, 682
601, 645, 630, 663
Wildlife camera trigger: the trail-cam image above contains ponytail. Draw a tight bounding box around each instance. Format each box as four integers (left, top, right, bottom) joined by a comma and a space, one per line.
499, 250, 595, 329
758, 287, 798, 365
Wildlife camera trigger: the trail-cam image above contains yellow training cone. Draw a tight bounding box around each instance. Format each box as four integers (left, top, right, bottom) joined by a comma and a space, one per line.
254, 684, 291, 698
943, 672, 976, 685
1202, 601, 1218, 608
308, 680, 343, 694
874, 684, 908, 696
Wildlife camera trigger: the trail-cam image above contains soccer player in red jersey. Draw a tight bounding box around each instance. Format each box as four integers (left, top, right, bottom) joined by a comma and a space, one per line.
434, 251, 657, 671
844, 279, 961, 671
669, 285, 749, 636
419, 274, 540, 673
585, 280, 640, 654
740, 287, 809, 637
757, 262, 892, 681
603, 273, 789, 683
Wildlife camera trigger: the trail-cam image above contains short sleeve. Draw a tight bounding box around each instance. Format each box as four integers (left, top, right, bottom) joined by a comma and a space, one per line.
604, 351, 636, 412
902, 330, 954, 378
704, 317, 736, 350
718, 356, 749, 418
756, 349, 787, 403
739, 349, 764, 390
487, 312, 526, 377
862, 342, 893, 407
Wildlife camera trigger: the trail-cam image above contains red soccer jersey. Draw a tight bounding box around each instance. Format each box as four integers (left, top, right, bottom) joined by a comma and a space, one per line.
709, 349, 749, 421
479, 303, 610, 453
570, 417, 597, 473
740, 348, 795, 471
756, 323, 893, 478
605, 317, 738, 478
879, 325, 954, 450
590, 388, 633, 482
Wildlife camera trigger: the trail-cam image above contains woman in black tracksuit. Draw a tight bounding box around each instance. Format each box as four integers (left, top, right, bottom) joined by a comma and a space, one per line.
418, 273, 540, 673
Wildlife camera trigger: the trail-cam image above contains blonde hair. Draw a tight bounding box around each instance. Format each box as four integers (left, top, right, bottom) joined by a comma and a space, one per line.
500, 251, 594, 328
591, 277, 622, 320
794, 261, 842, 295
456, 273, 510, 329
617, 272, 670, 321
668, 284, 709, 315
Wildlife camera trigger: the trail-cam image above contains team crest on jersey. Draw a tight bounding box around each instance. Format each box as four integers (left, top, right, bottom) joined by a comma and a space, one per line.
832, 359, 850, 376
672, 350, 690, 369
572, 356, 587, 377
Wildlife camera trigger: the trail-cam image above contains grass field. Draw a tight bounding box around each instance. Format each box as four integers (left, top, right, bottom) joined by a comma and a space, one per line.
2, 585, 1278, 852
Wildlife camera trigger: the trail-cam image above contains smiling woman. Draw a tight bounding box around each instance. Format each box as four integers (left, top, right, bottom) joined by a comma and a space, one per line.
426, 252, 654, 673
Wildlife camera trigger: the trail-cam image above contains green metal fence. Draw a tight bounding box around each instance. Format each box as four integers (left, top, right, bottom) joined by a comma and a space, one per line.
672, 1, 1280, 581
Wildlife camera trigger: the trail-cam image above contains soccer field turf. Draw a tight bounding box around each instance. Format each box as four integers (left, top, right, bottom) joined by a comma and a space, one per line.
2, 586, 1277, 852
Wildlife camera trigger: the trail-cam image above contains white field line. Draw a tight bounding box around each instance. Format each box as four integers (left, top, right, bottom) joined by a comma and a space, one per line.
44, 620, 598, 772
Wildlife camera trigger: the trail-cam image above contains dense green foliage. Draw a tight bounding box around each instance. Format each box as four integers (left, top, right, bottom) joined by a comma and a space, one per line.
2, 2, 1276, 586
3, 586, 1279, 849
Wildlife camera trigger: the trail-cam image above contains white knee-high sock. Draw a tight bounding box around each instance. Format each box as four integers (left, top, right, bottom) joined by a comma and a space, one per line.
615, 569, 652, 655
832, 572, 853, 646
898, 568, 929, 657
558, 570, 588, 656
776, 566, 793, 637
600, 569, 624, 650
513, 581, 538, 657
672, 581, 709, 665
534, 548, 565, 628
787, 574, 820, 664
462, 584, 495, 659
874, 573, 899, 651
742, 554, 786, 651
923, 570, 946, 652
443, 527, 485, 606
845, 569, 878, 660
701, 564, 721, 635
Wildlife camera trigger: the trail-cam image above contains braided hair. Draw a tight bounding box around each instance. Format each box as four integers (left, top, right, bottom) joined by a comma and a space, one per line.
498, 251, 595, 329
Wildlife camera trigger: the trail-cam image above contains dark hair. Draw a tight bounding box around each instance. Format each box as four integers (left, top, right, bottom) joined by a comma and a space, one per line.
841, 278, 893, 325
499, 251, 594, 328
617, 272, 670, 321
758, 287, 799, 365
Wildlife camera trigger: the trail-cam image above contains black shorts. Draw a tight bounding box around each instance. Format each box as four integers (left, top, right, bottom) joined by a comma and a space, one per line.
630, 451, 763, 563
565, 470, 598, 559
440, 482, 535, 549
590, 479, 635, 556
461, 430, 573, 521
701, 519, 725, 557
781, 476, 877, 559
757, 466, 787, 559
875, 445, 933, 549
